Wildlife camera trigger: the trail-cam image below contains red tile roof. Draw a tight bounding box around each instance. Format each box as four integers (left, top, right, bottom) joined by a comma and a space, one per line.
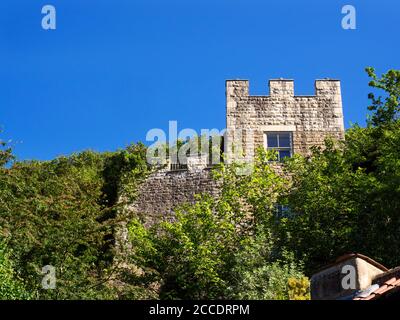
354, 267, 400, 300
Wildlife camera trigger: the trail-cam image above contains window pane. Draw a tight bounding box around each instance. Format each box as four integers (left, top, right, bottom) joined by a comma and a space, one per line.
278, 133, 291, 148
279, 150, 291, 160
267, 133, 278, 148
275, 204, 292, 219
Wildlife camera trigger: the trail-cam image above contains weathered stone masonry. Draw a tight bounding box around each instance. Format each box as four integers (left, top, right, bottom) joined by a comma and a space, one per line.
226, 79, 345, 162
129, 155, 221, 226
131, 78, 345, 222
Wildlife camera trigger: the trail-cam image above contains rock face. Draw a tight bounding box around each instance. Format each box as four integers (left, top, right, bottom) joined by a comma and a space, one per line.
131, 78, 345, 223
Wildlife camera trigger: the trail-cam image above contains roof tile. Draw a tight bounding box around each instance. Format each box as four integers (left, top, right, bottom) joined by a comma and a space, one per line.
363, 294, 377, 300
355, 274, 400, 300
392, 278, 400, 286
373, 285, 389, 295
384, 277, 397, 285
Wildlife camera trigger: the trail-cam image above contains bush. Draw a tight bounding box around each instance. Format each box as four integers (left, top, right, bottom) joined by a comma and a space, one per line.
0, 241, 33, 300
128, 150, 308, 299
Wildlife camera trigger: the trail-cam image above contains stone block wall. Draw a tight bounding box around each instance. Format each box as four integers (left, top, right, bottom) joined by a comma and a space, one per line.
129, 166, 221, 226
225, 79, 345, 162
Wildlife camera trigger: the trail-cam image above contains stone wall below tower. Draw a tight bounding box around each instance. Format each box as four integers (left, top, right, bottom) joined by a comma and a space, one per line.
128, 167, 221, 226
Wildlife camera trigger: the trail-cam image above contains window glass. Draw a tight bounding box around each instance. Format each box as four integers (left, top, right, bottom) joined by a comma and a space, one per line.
265, 132, 293, 161
279, 150, 291, 160
275, 204, 292, 219
267, 133, 278, 148
279, 133, 291, 148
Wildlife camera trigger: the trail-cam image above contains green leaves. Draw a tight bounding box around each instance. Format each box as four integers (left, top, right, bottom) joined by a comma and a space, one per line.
0, 241, 33, 300
0, 144, 149, 299
274, 68, 400, 271
366, 67, 400, 126
0, 132, 14, 168
278, 118, 400, 273
129, 196, 232, 299
128, 149, 307, 300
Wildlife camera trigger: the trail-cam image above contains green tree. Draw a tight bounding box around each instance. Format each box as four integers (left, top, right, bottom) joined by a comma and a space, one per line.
0, 143, 149, 299
129, 149, 307, 299
366, 67, 400, 126
0, 132, 14, 167
278, 68, 400, 273
0, 241, 33, 299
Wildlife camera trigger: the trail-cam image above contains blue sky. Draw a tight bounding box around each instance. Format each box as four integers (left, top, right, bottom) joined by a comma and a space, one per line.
1, 0, 399, 160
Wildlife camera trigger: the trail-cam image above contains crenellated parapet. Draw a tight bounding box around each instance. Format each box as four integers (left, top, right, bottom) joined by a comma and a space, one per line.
225, 78, 345, 162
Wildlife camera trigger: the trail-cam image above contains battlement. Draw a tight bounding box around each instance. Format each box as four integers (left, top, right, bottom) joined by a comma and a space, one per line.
226, 79, 341, 98
226, 77, 345, 162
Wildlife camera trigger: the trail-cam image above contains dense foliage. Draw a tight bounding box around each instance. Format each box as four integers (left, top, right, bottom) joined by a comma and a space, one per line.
0, 241, 32, 299
128, 151, 308, 300
278, 68, 400, 273
0, 67, 399, 300
0, 142, 149, 299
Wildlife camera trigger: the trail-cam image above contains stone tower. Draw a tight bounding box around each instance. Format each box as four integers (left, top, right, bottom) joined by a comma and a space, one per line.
225, 79, 345, 162
130, 78, 346, 225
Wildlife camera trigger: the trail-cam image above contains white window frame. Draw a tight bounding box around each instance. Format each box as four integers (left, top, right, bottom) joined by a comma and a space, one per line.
264, 131, 293, 161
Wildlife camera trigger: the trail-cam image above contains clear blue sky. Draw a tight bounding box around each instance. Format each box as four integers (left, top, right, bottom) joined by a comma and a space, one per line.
1, 0, 399, 160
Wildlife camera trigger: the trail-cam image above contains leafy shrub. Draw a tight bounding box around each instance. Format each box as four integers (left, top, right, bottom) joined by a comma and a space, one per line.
129, 151, 307, 299
0, 241, 33, 300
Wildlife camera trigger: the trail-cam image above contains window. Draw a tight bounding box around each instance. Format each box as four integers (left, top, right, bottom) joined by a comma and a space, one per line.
275, 204, 292, 219
265, 132, 293, 161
